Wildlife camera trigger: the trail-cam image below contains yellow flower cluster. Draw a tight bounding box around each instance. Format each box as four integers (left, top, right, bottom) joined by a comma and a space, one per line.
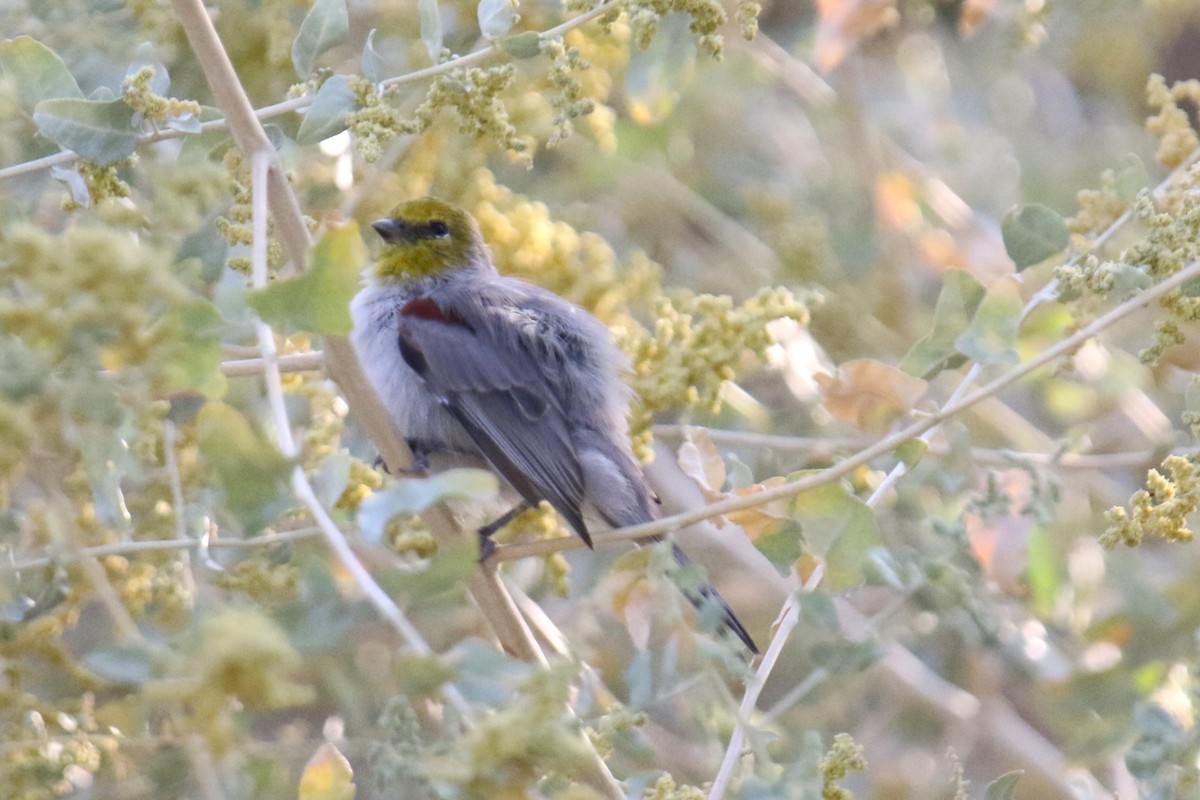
617, 287, 813, 459
1055, 168, 1200, 363
541, 37, 597, 147
211, 556, 301, 606
0, 224, 190, 369
121, 66, 202, 128
215, 150, 288, 275
1146, 74, 1200, 169
584, 702, 647, 759
460, 168, 662, 318
60, 159, 132, 212
459, 664, 603, 798
168, 607, 314, 754
819, 733, 867, 800
1065, 168, 1129, 239
347, 66, 529, 164
644, 773, 706, 800
1102, 455, 1200, 548
616, 0, 730, 58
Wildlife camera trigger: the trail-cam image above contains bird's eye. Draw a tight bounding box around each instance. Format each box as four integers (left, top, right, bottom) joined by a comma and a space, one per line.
428, 221, 450, 238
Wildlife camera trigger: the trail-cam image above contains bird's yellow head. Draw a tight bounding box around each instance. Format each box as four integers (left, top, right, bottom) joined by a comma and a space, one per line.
370, 197, 488, 281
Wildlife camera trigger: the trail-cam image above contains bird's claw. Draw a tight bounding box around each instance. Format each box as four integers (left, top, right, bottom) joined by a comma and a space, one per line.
477, 535, 497, 563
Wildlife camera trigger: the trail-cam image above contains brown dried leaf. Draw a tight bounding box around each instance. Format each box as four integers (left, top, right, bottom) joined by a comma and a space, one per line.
676, 426, 727, 502
613, 576, 655, 651
814, 0, 900, 73
815, 358, 928, 431
874, 171, 922, 231
727, 476, 792, 539
959, 0, 999, 38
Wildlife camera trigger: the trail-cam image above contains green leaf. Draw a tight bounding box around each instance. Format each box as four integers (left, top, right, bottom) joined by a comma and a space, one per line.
789, 479, 882, 589
360, 29, 385, 83
378, 541, 478, 607
419, 0, 444, 63
502, 31, 542, 59
298, 743, 355, 800
358, 470, 498, 543
50, 164, 91, 207
1114, 153, 1150, 200
861, 548, 906, 590
477, 0, 517, 39
893, 439, 927, 468
160, 299, 227, 397
296, 75, 355, 145
32, 97, 138, 163
196, 402, 294, 533
1185, 375, 1200, 423
314, 449, 351, 508
954, 278, 1022, 365
246, 222, 366, 335
900, 269, 986, 378
176, 106, 228, 162
1108, 262, 1153, 299
83, 642, 155, 687
753, 519, 804, 575
1001, 203, 1068, 269
394, 653, 456, 696
176, 212, 229, 283
0, 36, 83, 115
292, 0, 349, 78
0, 336, 48, 401
984, 770, 1024, 800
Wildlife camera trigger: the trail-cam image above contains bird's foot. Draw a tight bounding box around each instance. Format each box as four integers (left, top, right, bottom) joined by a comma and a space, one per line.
476, 501, 531, 563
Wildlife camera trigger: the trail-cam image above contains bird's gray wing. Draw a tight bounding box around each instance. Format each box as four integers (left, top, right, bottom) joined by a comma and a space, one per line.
395, 297, 590, 544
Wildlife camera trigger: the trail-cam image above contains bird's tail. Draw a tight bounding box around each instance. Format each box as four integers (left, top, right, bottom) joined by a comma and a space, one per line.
653, 537, 758, 654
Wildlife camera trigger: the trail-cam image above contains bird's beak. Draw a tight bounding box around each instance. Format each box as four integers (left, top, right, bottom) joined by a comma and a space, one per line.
372, 218, 407, 243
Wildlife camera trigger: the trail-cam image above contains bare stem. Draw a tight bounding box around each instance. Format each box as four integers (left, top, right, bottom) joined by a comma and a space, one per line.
0, 1, 621, 184
493, 256, 1200, 563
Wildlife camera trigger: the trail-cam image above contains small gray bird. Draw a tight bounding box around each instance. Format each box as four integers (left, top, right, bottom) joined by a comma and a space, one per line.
350, 197, 757, 653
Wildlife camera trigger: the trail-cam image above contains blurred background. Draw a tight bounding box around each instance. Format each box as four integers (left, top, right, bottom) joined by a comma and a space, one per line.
4, 0, 1200, 798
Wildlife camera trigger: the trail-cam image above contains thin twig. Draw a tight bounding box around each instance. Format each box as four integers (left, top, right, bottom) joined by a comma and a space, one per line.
0, 527, 325, 573
167, 0, 568, 678
653, 425, 1176, 471
493, 256, 1200, 563
0, 1, 620, 184
221, 351, 325, 377
707, 566, 822, 800
246, 151, 473, 721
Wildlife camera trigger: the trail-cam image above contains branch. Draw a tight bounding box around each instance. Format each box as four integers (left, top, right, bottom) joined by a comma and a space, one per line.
169, 6, 622, 795
0, 526, 325, 573
653, 425, 1177, 471
492, 255, 1200, 562
0, 1, 621, 184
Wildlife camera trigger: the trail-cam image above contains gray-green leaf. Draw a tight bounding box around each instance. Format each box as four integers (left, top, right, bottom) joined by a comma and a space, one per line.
296, 74, 356, 145
83, 643, 156, 688
360, 28, 385, 83
984, 770, 1023, 800
358, 469, 498, 543
32, 97, 138, 163
125, 42, 170, 96
1002, 203, 1068, 270
477, 0, 517, 39
954, 278, 1022, 365
292, 0, 350, 78
419, 0, 444, 63
0, 36, 83, 115
900, 269, 986, 379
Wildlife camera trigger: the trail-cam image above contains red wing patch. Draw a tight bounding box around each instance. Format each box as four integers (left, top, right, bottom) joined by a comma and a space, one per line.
399, 297, 473, 330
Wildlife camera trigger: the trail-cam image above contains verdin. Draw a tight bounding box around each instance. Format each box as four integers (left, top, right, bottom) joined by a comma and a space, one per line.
350, 197, 757, 653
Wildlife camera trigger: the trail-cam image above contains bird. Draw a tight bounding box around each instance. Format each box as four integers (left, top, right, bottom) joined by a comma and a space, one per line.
350, 196, 757, 653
